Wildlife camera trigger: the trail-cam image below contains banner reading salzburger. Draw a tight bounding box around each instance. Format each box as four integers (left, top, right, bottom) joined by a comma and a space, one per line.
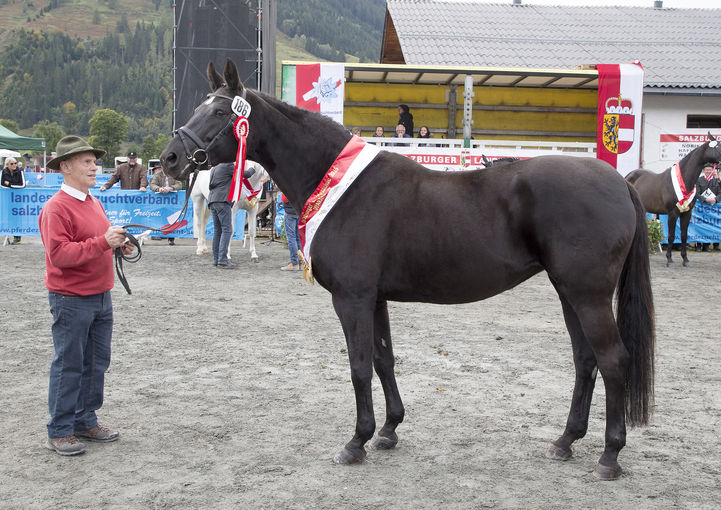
596, 62, 644, 175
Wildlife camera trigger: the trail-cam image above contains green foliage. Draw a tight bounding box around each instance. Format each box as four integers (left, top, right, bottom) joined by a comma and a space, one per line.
32, 120, 66, 153
0, 27, 171, 139
0, 119, 20, 133
89, 108, 127, 167
647, 218, 665, 254
277, 0, 385, 62
140, 133, 168, 162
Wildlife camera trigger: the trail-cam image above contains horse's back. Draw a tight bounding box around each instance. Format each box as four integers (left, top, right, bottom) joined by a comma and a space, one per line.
312, 154, 638, 304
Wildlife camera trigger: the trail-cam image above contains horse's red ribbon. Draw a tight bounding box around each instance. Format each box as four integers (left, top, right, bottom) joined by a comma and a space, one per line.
227, 117, 249, 202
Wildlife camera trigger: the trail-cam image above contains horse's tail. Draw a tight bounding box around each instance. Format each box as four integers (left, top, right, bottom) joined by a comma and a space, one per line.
616, 182, 656, 427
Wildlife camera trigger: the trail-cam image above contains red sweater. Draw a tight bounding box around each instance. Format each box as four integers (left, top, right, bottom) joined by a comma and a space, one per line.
39, 188, 114, 296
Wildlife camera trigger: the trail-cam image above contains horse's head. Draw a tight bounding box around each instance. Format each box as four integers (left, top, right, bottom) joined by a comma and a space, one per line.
703, 132, 721, 165
160, 59, 248, 181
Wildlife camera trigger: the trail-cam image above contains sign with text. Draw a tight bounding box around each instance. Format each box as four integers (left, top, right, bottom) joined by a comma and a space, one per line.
0, 187, 245, 239
659, 133, 721, 161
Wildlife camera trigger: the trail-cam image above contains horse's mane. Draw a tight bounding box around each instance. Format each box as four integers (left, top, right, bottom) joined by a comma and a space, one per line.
251, 88, 351, 140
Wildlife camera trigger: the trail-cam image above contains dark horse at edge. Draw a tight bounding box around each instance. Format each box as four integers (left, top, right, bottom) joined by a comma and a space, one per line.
626, 134, 721, 267
160, 59, 655, 480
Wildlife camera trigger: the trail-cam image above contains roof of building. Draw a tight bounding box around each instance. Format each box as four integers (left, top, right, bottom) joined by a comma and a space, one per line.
382, 0, 721, 93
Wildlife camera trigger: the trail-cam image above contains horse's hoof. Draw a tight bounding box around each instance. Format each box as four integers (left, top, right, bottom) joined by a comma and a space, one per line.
369, 433, 398, 451
251, 256, 259, 263
593, 461, 622, 480
682, 260, 691, 267
546, 442, 572, 461
332, 446, 366, 465
665, 261, 674, 268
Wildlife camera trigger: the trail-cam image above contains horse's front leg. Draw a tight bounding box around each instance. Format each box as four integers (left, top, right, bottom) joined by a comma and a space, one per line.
679, 210, 692, 267
248, 205, 259, 262
331, 293, 376, 464
369, 300, 404, 451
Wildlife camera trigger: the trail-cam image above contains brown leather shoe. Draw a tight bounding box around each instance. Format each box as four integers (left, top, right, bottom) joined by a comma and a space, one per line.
46, 435, 87, 456
75, 424, 120, 442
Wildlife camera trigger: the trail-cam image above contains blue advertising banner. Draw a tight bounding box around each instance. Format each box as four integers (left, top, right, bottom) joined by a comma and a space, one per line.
0, 187, 246, 239
658, 203, 721, 243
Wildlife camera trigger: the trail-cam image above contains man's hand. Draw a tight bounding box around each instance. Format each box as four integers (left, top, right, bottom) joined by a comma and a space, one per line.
707, 196, 717, 205
104, 226, 127, 249
121, 242, 135, 256
139, 186, 147, 192
99, 186, 107, 191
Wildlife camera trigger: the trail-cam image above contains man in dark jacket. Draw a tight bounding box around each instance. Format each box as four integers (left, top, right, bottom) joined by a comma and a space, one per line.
99, 151, 148, 191
207, 163, 255, 268
695, 162, 721, 251
397, 104, 414, 138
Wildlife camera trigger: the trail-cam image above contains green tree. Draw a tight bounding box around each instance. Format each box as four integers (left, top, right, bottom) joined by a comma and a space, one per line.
32, 120, 66, 153
0, 119, 20, 133
89, 108, 127, 167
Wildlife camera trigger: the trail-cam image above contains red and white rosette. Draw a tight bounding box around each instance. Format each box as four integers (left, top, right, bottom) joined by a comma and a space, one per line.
227, 116, 249, 203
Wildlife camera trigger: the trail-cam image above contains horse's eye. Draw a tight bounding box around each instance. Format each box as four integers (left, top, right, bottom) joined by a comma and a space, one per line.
215, 109, 228, 117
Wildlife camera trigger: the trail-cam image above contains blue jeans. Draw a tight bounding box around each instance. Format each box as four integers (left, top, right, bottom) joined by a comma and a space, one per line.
210, 201, 233, 265
47, 291, 113, 438
285, 212, 301, 265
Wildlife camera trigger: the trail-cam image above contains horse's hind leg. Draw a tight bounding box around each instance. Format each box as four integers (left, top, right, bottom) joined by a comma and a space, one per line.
547, 296, 598, 461
369, 300, 405, 451
248, 205, 259, 262
564, 297, 629, 480
666, 212, 678, 267
679, 210, 692, 267
331, 293, 377, 464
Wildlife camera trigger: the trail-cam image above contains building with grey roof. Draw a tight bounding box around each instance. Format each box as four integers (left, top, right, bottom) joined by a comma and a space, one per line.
381, 0, 721, 171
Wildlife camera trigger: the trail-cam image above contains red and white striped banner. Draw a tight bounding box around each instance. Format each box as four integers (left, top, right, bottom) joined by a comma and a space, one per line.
596, 62, 644, 175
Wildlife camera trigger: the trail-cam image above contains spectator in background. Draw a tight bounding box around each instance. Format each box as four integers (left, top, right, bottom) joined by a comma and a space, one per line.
99, 151, 147, 191
2, 157, 26, 244
397, 104, 414, 138
390, 124, 411, 147
695, 162, 721, 252
350, 127, 362, 137
207, 162, 245, 269
39, 135, 134, 456
374, 126, 385, 137
149, 162, 183, 246
280, 193, 301, 271
417, 125, 432, 147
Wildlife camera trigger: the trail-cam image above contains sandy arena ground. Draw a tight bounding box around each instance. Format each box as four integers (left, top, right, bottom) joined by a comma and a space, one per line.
0, 235, 719, 509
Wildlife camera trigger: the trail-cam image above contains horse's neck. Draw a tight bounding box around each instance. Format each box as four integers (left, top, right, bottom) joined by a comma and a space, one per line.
250, 92, 350, 209
678, 145, 708, 189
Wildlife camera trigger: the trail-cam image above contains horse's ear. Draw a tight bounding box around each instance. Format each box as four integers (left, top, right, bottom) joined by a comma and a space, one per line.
709, 131, 716, 141
223, 58, 244, 95
207, 62, 224, 92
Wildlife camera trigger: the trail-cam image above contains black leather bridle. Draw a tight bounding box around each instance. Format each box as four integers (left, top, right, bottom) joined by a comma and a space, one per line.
114, 90, 244, 294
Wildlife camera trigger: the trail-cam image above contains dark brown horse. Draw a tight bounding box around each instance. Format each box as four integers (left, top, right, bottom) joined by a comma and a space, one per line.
626, 134, 721, 267
160, 59, 655, 480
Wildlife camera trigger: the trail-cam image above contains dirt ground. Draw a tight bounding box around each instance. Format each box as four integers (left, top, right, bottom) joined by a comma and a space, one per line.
0, 235, 719, 509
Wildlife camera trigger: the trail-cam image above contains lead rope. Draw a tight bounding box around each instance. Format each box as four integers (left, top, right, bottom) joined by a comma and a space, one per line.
113, 165, 200, 294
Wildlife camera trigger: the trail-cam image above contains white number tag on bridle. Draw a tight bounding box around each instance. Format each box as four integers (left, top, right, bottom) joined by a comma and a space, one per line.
710, 140, 718, 148
231, 96, 251, 118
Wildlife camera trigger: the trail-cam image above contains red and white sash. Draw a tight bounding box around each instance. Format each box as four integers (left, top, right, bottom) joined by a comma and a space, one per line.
297, 136, 380, 282
671, 162, 696, 212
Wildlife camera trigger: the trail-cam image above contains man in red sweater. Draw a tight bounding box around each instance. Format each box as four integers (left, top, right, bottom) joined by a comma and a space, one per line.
39, 135, 134, 456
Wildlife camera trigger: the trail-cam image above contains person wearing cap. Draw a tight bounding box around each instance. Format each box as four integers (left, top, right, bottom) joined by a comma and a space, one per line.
99, 151, 147, 191
39, 135, 135, 456
149, 162, 183, 245
2, 156, 26, 244
695, 162, 721, 252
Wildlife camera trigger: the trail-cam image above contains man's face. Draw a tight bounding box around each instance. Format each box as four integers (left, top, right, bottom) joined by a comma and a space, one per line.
128, 156, 137, 166
396, 125, 405, 136
61, 152, 98, 192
